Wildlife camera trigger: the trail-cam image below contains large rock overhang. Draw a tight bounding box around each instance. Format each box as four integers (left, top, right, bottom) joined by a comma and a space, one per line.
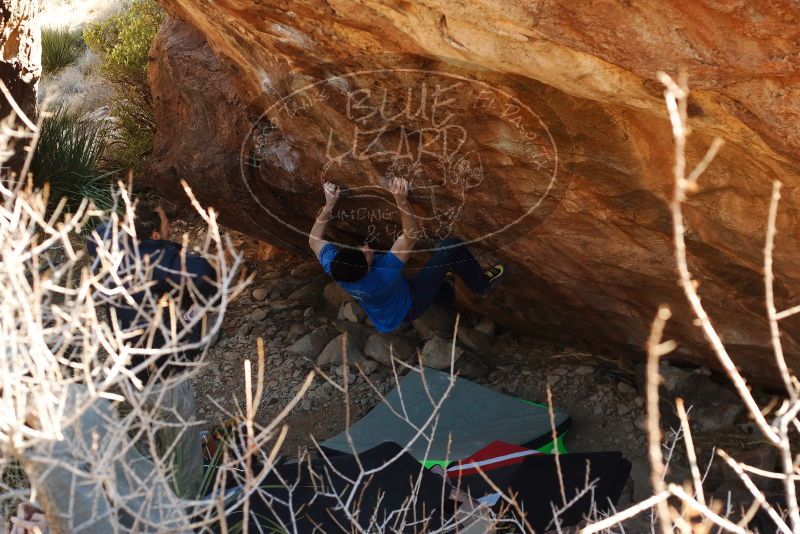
148, 2, 800, 387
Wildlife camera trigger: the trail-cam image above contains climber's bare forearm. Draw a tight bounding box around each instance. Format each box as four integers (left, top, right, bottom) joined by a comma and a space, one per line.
396, 197, 419, 241
390, 196, 418, 262
311, 182, 341, 256
309, 203, 335, 256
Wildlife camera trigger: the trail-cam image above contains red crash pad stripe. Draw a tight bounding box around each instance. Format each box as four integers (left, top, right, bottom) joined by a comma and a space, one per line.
446, 441, 540, 477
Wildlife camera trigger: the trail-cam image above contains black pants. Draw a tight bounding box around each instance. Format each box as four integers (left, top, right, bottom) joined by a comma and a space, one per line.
405, 238, 489, 321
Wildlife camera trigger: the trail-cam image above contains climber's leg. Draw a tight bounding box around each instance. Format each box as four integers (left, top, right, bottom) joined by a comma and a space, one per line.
405, 247, 452, 321
440, 238, 491, 295
406, 238, 490, 320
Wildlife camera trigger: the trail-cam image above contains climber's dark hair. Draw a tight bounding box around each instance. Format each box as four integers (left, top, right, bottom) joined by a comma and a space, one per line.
133, 200, 162, 241
330, 248, 369, 282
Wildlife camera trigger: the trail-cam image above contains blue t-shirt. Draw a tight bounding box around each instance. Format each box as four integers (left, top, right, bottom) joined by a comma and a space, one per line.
318, 243, 412, 333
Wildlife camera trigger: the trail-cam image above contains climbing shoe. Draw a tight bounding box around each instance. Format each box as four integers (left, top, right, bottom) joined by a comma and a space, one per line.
484, 264, 505, 289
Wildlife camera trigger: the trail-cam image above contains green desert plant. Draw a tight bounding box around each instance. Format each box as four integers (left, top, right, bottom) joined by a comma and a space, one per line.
31, 105, 114, 212
1, 459, 29, 525
83, 0, 164, 87
83, 0, 165, 176
41, 26, 84, 75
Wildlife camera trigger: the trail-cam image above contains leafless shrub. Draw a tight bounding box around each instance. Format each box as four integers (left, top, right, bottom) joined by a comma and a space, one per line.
583, 74, 800, 534
0, 91, 322, 532
0, 95, 517, 533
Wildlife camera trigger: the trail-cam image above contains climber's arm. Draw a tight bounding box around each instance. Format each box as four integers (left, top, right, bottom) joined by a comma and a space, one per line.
309, 182, 339, 257
389, 178, 418, 263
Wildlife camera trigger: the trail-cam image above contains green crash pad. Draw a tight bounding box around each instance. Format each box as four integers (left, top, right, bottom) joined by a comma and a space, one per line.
321, 367, 572, 465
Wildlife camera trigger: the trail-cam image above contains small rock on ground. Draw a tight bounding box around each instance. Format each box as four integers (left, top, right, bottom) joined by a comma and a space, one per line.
324, 282, 351, 309
250, 308, 268, 321
420, 336, 463, 369
364, 332, 418, 366
455, 352, 489, 379
337, 301, 366, 323
286, 327, 337, 359
412, 305, 457, 340
317, 333, 367, 367
457, 327, 493, 352
473, 317, 496, 336
292, 262, 320, 278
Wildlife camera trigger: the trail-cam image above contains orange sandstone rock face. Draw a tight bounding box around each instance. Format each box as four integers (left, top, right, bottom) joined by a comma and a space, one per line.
0, 0, 39, 122
149, 1, 800, 385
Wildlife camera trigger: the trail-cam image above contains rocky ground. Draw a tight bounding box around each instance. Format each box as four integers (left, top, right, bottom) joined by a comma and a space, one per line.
172, 215, 776, 516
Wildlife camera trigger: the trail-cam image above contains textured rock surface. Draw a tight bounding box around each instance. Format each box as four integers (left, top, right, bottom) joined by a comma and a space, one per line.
323, 281, 352, 309
149, 2, 800, 385
411, 305, 458, 341
286, 327, 336, 360
337, 301, 366, 323
364, 332, 418, 366
0, 0, 39, 122
420, 336, 463, 369
316, 333, 366, 367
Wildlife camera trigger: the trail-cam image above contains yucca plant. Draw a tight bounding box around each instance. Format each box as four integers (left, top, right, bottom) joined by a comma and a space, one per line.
31, 105, 114, 213
41, 26, 84, 75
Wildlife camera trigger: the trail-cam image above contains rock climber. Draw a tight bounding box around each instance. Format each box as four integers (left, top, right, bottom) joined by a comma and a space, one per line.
308, 178, 504, 333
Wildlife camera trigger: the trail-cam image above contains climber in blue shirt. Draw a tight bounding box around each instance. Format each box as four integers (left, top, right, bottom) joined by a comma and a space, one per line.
309, 178, 504, 333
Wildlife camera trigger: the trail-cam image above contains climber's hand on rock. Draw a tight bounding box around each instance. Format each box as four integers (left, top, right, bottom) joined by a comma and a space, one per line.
323, 182, 340, 206
388, 177, 409, 202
